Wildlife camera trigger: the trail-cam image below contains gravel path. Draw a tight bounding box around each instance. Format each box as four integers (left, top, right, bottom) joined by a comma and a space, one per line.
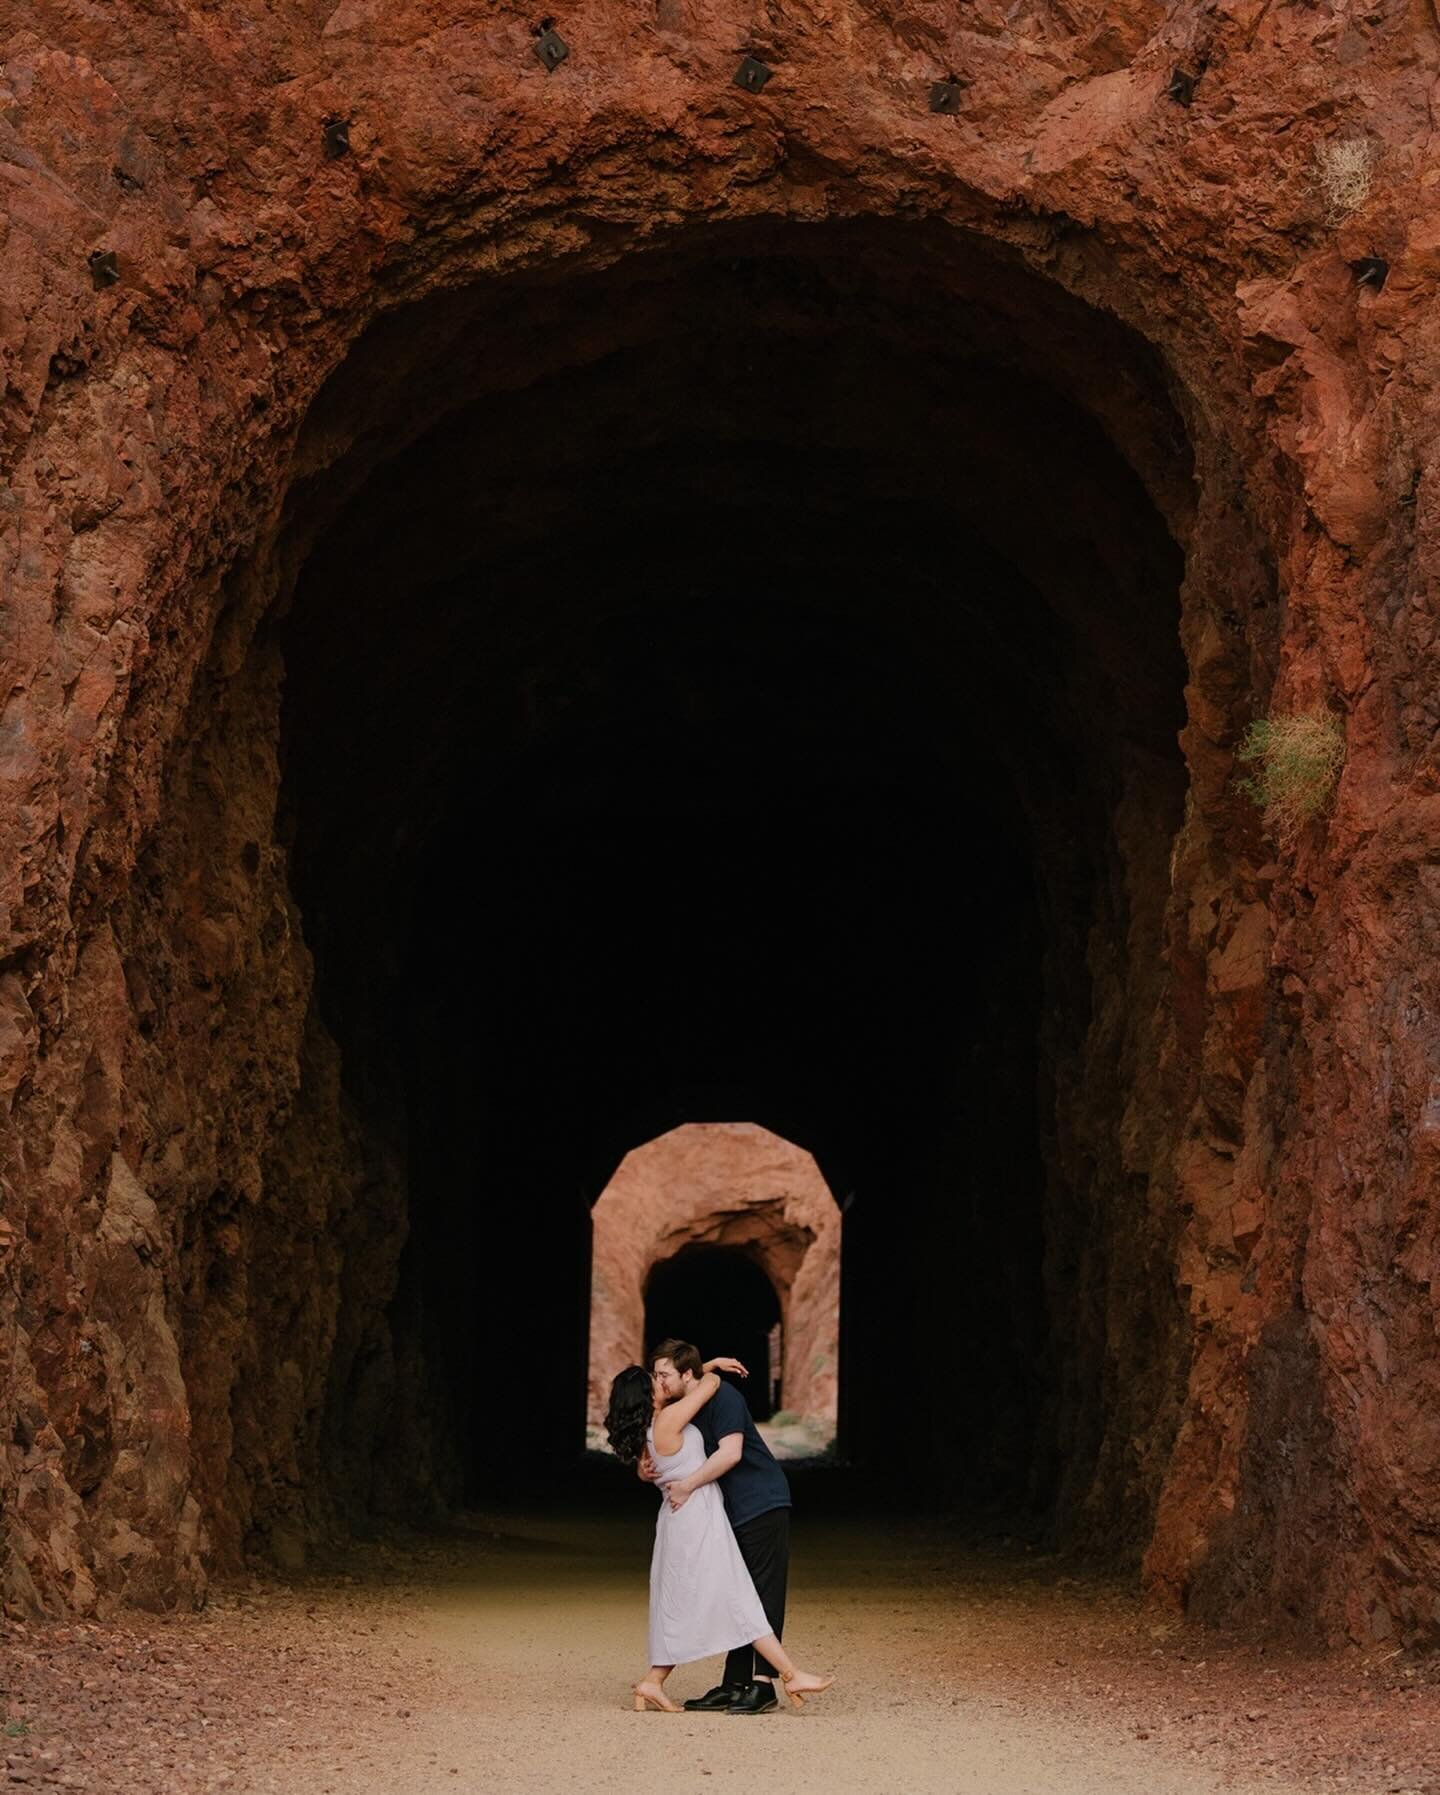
4, 1504, 1439, 1794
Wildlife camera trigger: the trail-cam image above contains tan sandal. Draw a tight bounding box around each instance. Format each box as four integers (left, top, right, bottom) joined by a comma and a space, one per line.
782, 1671, 835, 1710
632, 1681, 681, 1712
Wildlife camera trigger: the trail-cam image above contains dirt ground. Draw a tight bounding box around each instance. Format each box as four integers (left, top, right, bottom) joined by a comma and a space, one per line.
4, 1497, 1440, 1795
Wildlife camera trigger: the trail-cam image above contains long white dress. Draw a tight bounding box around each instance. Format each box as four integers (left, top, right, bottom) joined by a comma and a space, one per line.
646, 1422, 769, 1666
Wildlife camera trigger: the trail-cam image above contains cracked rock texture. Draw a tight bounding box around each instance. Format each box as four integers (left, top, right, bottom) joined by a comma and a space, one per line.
2, 0, 1440, 1646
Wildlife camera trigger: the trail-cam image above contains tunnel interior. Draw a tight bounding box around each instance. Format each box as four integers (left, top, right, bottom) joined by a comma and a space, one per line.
645, 1247, 783, 1422
231, 216, 1192, 1544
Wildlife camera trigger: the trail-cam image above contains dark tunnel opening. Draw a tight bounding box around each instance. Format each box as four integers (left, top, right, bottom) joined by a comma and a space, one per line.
645, 1246, 784, 1422
266, 218, 1191, 1540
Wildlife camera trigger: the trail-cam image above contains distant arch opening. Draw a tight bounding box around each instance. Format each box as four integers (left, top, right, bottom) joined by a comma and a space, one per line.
645, 1245, 784, 1421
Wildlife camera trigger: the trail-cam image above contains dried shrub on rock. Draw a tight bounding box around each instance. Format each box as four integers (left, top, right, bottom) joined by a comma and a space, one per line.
1237, 710, 1346, 847
1315, 137, 1376, 223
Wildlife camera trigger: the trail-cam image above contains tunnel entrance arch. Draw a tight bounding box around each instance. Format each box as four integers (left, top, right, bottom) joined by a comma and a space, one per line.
645, 1246, 783, 1421
9, 67, 1326, 1628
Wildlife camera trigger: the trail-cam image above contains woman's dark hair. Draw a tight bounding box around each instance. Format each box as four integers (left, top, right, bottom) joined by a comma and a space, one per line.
605, 1365, 654, 1466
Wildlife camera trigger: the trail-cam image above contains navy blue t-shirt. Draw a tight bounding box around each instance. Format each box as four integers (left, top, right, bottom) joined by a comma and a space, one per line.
697, 1379, 791, 1528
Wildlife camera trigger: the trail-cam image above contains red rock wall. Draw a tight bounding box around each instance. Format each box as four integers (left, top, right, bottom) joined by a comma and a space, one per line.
2, 0, 1440, 1643
587, 1122, 841, 1426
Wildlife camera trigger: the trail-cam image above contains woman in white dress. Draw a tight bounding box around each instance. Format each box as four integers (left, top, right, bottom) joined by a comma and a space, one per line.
605, 1362, 835, 1713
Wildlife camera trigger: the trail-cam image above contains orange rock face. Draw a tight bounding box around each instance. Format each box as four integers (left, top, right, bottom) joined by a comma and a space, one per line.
587, 1122, 840, 1427
3, 0, 1440, 1648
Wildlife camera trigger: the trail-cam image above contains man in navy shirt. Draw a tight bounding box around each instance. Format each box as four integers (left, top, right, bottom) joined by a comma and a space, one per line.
643, 1336, 792, 1715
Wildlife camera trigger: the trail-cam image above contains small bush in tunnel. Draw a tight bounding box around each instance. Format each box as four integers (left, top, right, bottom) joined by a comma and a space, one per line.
1237, 709, 1346, 847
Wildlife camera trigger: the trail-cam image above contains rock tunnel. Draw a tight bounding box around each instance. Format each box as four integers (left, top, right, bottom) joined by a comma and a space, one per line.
7, 0, 1440, 1654
263, 220, 1193, 1546
16, 219, 1207, 1600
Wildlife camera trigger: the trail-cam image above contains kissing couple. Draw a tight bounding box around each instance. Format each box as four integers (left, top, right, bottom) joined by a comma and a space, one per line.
605, 1337, 835, 1714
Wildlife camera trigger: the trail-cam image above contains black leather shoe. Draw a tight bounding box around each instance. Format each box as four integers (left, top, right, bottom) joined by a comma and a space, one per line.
683, 1684, 744, 1712
725, 1681, 779, 1715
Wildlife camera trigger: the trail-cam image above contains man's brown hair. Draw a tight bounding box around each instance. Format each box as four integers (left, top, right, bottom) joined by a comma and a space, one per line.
648, 1337, 703, 1378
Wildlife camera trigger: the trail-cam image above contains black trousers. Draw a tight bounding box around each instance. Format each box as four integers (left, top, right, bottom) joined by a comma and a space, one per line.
723, 1507, 790, 1685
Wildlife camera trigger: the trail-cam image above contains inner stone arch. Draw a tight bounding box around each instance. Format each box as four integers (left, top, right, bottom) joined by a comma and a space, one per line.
587, 1121, 842, 1439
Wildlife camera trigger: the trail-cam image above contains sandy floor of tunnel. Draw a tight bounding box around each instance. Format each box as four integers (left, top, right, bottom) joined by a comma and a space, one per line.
6, 1508, 1440, 1795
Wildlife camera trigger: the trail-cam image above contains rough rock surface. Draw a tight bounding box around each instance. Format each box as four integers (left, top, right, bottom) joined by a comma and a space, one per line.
586, 1121, 840, 1426
1, 0, 1440, 1648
